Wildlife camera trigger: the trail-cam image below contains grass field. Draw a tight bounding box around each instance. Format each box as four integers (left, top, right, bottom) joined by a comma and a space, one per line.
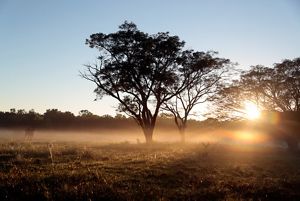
0, 140, 300, 201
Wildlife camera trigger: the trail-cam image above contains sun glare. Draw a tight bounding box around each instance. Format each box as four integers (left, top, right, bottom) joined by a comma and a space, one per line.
244, 101, 260, 120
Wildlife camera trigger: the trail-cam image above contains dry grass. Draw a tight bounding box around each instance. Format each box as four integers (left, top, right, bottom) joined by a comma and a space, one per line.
0, 141, 300, 200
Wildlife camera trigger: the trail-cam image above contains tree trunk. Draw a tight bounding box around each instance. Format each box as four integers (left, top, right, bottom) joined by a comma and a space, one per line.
143, 127, 154, 144
179, 128, 186, 143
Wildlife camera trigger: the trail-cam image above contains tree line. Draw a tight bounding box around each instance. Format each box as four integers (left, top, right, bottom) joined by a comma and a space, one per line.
0, 109, 133, 130
0, 109, 227, 131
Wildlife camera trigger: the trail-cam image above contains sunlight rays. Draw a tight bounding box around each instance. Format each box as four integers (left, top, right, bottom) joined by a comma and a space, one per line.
244, 101, 261, 120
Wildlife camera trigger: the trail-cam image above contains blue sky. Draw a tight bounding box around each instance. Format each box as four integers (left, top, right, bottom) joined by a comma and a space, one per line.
0, 0, 299, 116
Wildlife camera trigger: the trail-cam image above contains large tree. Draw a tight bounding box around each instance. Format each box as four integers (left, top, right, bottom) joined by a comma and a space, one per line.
212, 58, 300, 119
211, 57, 300, 150
239, 57, 300, 112
163, 51, 231, 142
81, 22, 195, 143
273, 57, 300, 111
211, 66, 273, 120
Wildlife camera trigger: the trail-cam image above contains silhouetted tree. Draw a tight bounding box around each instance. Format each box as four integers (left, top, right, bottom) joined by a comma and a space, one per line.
211, 63, 295, 119
17, 109, 26, 115
115, 113, 127, 119
234, 57, 300, 113
79, 110, 94, 117
44, 109, 75, 127
212, 57, 300, 150
25, 109, 42, 127
81, 21, 197, 143
163, 51, 231, 142
210, 82, 250, 120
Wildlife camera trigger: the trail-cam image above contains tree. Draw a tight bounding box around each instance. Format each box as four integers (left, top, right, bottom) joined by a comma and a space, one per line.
273, 57, 300, 111
240, 65, 287, 111
79, 110, 94, 117
162, 51, 231, 142
237, 57, 300, 112
211, 57, 300, 150
44, 109, 75, 127
211, 61, 299, 119
81, 21, 194, 143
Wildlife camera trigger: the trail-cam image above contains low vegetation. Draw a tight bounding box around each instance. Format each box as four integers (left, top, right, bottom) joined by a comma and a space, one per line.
1, 141, 300, 200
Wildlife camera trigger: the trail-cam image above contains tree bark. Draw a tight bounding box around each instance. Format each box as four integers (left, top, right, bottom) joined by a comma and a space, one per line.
143, 127, 154, 144
179, 128, 186, 143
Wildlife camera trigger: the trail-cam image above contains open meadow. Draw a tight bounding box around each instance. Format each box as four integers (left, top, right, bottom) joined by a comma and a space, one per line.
0, 131, 300, 201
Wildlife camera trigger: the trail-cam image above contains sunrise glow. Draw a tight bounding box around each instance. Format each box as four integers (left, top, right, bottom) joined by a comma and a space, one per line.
244, 101, 261, 120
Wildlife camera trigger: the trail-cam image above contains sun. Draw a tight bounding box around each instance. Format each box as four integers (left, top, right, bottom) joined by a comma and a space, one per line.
244, 101, 261, 120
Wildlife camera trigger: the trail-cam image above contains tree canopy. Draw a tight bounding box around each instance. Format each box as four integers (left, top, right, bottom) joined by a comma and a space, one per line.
212, 57, 300, 120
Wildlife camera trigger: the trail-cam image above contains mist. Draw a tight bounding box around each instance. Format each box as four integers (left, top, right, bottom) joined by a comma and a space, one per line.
0, 127, 285, 148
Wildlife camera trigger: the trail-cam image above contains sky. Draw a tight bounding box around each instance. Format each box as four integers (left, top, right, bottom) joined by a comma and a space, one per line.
0, 0, 300, 117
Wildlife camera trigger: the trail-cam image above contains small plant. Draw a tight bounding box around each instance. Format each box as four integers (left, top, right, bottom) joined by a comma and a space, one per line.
8, 141, 17, 153
48, 143, 54, 164
15, 153, 23, 161
80, 149, 95, 160
201, 142, 211, 158
202, 142, 211, 149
